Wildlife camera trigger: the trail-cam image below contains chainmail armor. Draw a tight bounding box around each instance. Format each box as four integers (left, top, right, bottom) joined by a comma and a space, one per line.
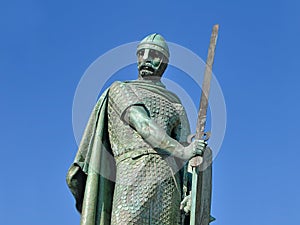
108, 81, 189, 224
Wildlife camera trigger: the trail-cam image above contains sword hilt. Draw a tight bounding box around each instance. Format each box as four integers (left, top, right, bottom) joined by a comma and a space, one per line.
187, 132, 210, 167
187, 131, 211, 144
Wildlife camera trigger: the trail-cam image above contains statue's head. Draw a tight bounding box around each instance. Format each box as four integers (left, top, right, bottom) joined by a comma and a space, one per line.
136, 33, 169, 80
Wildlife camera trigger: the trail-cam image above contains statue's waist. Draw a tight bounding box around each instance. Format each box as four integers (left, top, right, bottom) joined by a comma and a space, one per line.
115, 147, 170, 165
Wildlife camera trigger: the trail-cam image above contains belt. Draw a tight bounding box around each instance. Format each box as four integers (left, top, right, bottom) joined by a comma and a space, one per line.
115, 148, 170, 164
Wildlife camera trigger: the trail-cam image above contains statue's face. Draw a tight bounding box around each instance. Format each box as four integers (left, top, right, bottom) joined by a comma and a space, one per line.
137, 48, 167, 78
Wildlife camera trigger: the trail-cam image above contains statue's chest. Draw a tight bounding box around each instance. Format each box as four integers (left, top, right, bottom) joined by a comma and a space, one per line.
134, 88, 180, 133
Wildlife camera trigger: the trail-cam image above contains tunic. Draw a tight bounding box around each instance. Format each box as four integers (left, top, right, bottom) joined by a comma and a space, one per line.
108, 81, 190, 224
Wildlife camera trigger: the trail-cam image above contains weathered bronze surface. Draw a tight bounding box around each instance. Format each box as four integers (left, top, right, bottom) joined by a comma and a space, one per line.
67, 33, 210, 225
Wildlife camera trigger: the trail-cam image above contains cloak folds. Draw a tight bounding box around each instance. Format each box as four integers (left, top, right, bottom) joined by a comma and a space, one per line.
66, 89, 116, 225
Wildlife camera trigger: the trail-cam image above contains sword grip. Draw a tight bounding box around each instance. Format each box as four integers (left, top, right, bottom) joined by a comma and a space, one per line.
187, 132, 210, 167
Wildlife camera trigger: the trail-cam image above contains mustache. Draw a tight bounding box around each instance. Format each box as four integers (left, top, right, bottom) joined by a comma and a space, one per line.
139, 64, 155, 73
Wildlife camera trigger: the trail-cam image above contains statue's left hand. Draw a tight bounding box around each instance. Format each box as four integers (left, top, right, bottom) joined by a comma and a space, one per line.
180, 194, 191, 214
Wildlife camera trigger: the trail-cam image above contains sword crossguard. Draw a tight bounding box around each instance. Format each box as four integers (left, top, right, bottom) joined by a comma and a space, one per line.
187, 131, 211, 144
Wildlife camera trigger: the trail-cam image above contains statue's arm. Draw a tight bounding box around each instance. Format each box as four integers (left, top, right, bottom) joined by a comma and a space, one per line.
123, 105, 205, 160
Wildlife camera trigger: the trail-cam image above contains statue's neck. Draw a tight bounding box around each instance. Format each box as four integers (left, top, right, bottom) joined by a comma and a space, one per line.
138, 75, 161, 81
136, 76, 165, 87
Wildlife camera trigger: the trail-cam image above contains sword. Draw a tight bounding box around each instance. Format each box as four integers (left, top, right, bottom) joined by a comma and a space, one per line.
189, 24, 219, 225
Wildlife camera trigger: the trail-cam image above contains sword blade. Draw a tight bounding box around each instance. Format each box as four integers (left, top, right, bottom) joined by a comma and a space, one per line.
196, 24, 219, 143
190, 24, 219, 225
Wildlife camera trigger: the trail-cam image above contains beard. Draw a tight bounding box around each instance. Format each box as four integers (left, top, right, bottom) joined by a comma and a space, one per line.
138, 63, 156, 78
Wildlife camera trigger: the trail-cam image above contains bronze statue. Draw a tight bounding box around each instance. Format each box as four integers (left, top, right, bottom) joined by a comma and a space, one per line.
67, 33, 207, 225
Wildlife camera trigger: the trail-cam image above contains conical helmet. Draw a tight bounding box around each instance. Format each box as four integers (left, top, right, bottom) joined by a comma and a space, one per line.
136, 33, 169, 78
137, 33, 170, 59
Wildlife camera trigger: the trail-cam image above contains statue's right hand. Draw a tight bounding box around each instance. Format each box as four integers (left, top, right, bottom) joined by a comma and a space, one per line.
184, 139, 207, 160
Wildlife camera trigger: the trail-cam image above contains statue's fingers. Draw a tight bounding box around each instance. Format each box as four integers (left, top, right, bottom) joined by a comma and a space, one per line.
198, 143, 205, 149
180, 204, 183, 210
201, 140, 207, 146
180, 196, 189, 205
197, 140, 206, 148
198, 140, 207, 147
180, 200, 186, 210
196, 148, 204, 156
184, 205, 191, 214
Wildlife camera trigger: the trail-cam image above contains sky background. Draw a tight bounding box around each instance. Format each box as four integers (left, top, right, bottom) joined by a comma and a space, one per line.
1, 0, 299, 225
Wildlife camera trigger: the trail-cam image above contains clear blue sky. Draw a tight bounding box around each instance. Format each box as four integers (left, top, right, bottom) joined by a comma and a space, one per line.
0, 1, 299, 224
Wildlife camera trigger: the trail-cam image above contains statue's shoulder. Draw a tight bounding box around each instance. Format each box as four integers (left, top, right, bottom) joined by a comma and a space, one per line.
110, 80, 123, 88
109, 81, 127, 93
109, 81, 139, 95
110, 80, 134, 88
108, 81, 138, 103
